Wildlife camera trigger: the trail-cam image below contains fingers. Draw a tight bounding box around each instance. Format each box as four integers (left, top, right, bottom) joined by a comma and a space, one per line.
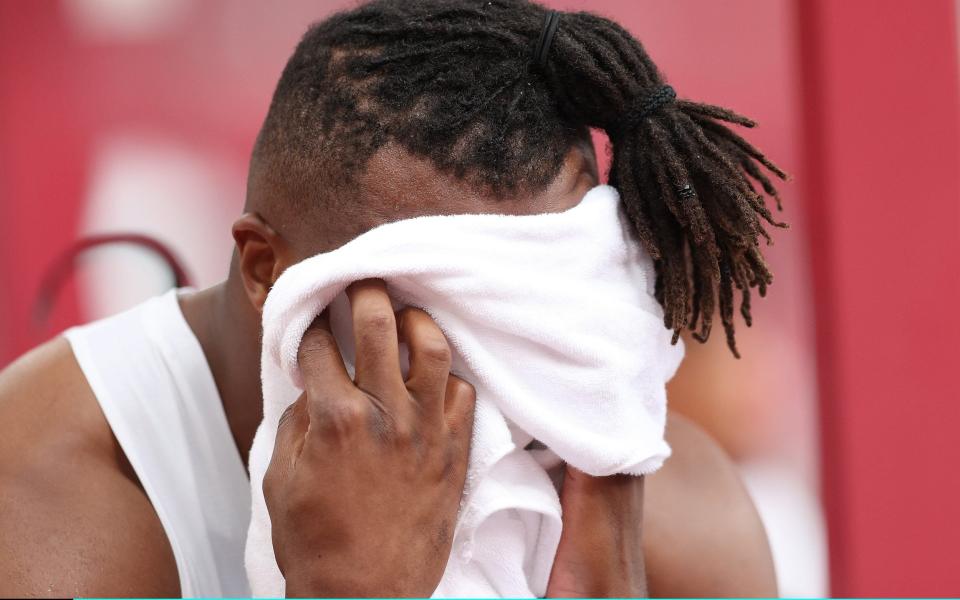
395, 306, 474, 454
298, 284, 474, 459
297, 311, 352, 406
346, 279, 405, 398
444, 374, 476, 459
397, 307, 452, 418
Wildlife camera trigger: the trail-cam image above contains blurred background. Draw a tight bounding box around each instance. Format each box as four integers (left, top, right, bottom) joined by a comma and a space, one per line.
0, 1, 957, 596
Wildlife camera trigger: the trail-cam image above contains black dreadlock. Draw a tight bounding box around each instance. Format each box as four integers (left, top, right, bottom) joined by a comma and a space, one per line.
254, 0, 788, 357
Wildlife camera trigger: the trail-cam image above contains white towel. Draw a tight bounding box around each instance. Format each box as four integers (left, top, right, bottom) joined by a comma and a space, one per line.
244, 184, 685, 597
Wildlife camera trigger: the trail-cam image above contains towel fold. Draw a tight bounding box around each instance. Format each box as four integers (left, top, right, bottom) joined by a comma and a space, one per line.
244, 184, 685, 597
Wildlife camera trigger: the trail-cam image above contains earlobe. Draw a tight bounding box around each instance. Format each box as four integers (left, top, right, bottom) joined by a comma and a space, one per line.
231, 212, 289, 313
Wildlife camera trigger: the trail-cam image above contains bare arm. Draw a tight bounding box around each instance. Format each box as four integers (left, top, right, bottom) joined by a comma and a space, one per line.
544, 412, 776, 599
0, 339, 774, 597
0, 338, 180, 597
547, 469, 648, 597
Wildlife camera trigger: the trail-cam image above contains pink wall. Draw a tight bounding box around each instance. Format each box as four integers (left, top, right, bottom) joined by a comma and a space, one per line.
798, 0, 960, 594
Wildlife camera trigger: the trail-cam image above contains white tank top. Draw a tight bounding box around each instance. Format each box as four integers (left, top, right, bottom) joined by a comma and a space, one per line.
64, 289, 251, 597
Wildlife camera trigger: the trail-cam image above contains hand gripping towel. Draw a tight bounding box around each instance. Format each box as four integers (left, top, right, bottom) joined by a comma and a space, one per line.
245, 185, 685, 597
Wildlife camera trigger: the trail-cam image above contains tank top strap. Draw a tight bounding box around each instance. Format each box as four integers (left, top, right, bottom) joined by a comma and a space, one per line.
64, 289, 251, 597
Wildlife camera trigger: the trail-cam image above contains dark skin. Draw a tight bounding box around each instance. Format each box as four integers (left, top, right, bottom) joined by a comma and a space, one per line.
266, 294, 474, 596
0, 139, 777, 597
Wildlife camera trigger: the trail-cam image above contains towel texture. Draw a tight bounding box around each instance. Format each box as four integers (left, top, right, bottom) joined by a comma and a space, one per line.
245, 185, 685, 597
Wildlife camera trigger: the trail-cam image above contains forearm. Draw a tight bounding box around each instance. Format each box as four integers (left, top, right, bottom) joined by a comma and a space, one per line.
547, 470, 648, 598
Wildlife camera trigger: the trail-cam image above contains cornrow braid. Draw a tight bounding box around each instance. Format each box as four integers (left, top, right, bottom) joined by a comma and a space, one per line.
256, 0, 788, 356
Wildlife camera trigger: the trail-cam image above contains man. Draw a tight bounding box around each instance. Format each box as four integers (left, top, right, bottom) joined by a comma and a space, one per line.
0, 0, 780, 596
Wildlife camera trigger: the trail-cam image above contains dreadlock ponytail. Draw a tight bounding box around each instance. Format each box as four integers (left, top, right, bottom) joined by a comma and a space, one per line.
539, 10, 788, 357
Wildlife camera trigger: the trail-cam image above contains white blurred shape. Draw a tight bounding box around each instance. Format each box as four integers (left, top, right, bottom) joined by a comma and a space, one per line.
740, 460, 830, 598
63, 0, 190, 42
79, 134, 242, 321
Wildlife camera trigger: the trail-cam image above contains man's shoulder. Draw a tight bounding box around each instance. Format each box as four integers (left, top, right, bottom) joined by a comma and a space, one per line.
660, 411, 747, 483
644, 412, 779, 597
0, 337, 181, 597
0, 337, 108, 463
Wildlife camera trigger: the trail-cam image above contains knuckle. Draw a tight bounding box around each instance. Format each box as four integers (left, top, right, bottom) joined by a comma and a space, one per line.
418, 333, 452, 364
357, 307, 394, 334
297, 328, 337, 365
377, 404, 419, 449
316, 401, 367, 437
450, 376, 476, 400
391, 422, 417, 447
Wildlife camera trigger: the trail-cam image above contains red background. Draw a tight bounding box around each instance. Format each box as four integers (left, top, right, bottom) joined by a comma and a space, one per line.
1, 0, 958, 594
798, 0, 960, 594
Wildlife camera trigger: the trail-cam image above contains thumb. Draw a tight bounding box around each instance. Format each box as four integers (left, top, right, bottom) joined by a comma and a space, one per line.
269, 395, 310, 481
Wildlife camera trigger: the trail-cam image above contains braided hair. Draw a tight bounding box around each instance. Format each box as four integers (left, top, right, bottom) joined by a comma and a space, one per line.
253, 0, 788, 357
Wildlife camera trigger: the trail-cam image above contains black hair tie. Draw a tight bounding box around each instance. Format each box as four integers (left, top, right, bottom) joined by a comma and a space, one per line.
622, 85, 677, 131
533, 10, 561, 69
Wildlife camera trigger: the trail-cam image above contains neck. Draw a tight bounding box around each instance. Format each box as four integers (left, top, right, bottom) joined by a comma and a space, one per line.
178, 273, 264, 468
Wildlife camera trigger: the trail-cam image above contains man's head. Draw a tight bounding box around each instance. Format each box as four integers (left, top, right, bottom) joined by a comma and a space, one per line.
233, 0, 787, 355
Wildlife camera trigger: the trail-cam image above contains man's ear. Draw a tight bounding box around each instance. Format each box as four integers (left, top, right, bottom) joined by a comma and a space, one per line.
231, 212, 291, 313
